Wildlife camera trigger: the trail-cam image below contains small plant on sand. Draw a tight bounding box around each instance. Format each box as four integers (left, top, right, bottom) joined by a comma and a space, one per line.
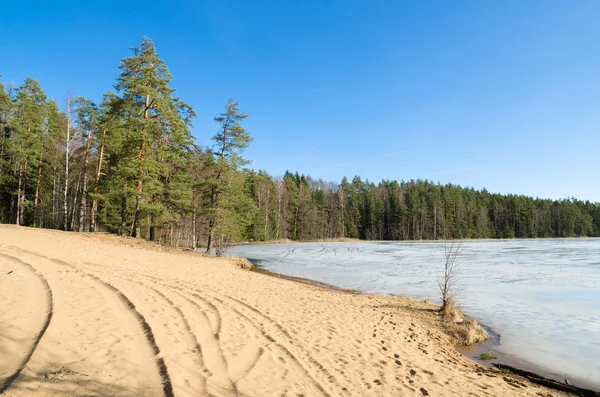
479, 352, 498, 361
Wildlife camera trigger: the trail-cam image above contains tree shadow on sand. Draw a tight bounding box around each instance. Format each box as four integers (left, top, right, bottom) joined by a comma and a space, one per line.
0, 328, 159, 397
2, 371, 151, 397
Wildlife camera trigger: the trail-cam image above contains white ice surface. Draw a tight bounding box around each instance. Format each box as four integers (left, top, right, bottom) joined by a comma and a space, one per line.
227, 239, 600, 387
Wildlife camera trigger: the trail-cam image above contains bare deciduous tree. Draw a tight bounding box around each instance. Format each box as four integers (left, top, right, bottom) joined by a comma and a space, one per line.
438, 239, 462, 311
63, 92, 79, 231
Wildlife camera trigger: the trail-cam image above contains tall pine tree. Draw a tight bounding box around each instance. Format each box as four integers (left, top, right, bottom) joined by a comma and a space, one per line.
111, 37, 196, 238
206, 99, 255, 254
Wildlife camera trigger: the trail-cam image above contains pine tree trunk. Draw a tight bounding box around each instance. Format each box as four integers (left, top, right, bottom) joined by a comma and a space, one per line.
90, 200, 98, 232
264, 187, 269, 240
78, 126, 94, 232
206, 182, 217, 254
120, 193, 127, 236
192, 207, 197, 249
206, 120, 229, 254
132, 140, 144, 238
149, 224, 156, 241
64, 109, 70, 231
254, 193, 260, 241
34, 148, 44, 227
70, 178, 80, 232
206, 220, 214, 254
340, 192, 345, 237
90, 129, 106, 232
20, 160, 28, 225
131, 95, 149, 239
275, 180, 281, 240
133, 178, 142, 238
0, 136, 4, 177
294, 207, 299, 239
19, 187, 25, 225
52, 174, 57, 228
16, 163, 23, 225
78, 173, 87, 232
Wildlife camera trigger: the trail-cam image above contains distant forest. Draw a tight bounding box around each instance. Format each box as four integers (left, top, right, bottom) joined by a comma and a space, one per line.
1, 38, 599, 254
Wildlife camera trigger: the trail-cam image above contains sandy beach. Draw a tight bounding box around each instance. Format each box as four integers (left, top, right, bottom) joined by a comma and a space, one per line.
0, 225, 570, 397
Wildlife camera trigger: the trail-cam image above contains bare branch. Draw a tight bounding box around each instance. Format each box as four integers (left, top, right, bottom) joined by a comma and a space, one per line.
439, 233, 463, 311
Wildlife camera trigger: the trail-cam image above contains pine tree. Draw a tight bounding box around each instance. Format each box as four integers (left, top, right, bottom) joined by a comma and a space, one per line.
0, 78, 14, 222
12, 78, 47, 225
89, 92, 123, 233
113, 37, 196, 238
213, 99, 252, 162
212, 164, 256, 255
206, 99, 254, 255
45, 100, 68, 229
72, 97, 99, 231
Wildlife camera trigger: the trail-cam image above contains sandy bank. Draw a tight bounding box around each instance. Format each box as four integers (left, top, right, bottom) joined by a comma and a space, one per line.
0, 225, 571, 396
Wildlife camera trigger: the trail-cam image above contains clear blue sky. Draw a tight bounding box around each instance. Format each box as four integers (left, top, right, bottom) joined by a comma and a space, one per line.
1, 1, 599, 201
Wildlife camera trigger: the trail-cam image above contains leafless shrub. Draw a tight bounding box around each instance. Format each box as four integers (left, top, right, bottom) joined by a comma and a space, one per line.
438, 239, 462, 312
436, 238, 490, 345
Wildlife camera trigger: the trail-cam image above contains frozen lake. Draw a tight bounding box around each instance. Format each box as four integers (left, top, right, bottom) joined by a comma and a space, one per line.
227, 239, 600, 389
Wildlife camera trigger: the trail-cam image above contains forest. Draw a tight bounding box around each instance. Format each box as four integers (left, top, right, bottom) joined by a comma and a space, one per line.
1, 37, 599, 254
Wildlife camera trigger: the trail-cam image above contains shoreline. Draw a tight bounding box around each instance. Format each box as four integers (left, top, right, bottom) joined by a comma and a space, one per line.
459, 332, 600, 392
1, 225, 595, 396
237, 236, 600, 246
245, 258, 600, 394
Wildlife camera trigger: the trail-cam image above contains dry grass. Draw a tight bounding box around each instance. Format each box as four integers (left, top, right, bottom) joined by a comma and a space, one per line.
441, 298, 489, 345
221, 256, 254, 270
442, 297, 463, 322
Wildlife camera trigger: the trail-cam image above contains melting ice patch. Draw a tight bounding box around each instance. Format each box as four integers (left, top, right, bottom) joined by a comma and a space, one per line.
227, 239, 600, 388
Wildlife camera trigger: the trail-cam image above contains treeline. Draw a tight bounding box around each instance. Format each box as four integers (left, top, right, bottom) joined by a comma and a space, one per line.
1, 37, 599, 254
252, 173, 600, 241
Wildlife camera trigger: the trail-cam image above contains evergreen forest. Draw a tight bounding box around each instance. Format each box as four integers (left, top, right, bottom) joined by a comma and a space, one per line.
1, 38, 599, 254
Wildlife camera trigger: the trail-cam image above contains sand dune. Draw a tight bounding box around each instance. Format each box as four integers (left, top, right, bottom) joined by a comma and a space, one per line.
0, 225, 567, 396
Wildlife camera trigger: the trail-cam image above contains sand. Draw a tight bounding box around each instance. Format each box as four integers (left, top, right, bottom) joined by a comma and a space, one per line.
0, 225, 569, 397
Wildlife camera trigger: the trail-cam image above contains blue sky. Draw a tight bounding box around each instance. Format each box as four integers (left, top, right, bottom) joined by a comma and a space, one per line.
1, 1, 599, 201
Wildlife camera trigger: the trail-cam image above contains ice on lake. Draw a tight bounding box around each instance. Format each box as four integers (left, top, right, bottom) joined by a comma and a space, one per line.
227, 239, 600, 388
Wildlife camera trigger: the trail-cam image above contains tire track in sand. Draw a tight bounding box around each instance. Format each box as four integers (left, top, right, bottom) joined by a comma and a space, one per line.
213, 290, 341, 391
8, 248, 334, 397
2, 249, 175, 397
85, 264, 239, 397
168, 279, 335, 397
0, 253, 53, 394
75, 272, 175, 397
83, 263, 329, 396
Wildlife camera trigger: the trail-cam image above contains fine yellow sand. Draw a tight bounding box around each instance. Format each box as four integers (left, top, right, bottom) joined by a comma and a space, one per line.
0, 225, 567, 397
